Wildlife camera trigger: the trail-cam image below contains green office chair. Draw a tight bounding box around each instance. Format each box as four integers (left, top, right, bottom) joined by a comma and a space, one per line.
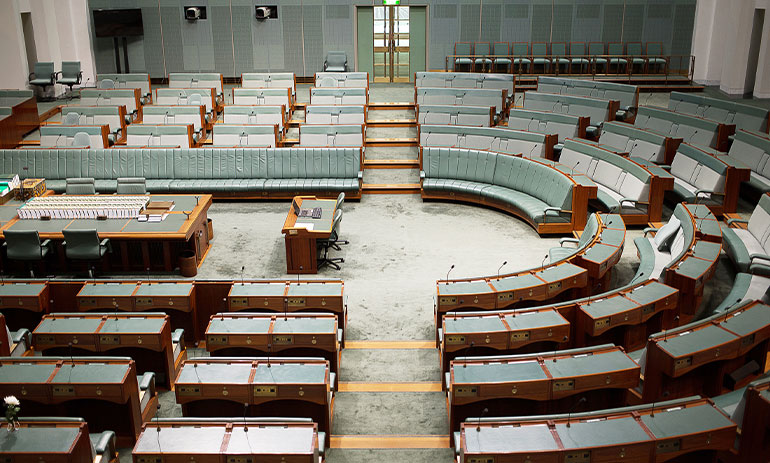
28, 62, 56, 101
335, 192, 345, 211
318, 209, 348, 270
65, 177, 96, 195
57, 61, 83, 98
3, 230, 52, 277
62, 229, 112, 277
116, 177, 147, 194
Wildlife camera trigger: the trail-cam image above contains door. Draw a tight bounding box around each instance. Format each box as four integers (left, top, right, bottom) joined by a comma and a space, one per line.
373, 6, 410, 83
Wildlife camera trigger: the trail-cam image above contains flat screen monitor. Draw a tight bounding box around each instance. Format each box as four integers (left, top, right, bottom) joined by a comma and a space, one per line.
93, 9, 144, 38
292, 200, 301, 216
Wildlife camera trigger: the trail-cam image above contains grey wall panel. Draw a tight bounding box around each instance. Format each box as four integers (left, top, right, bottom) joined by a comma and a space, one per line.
671, 1, 696, 56
460, 3, 480, 42
281, 5, 304, 75
160, 7, 185, 73
551, 2, 573, 43
480, 3, 501, 43
571, 2, 601, 43
303, 4, 324, 74
429, 1, 460, 70
643, 0, 673, 52
602, 1, 623, 43
140, 6, 164, 75
501, 1, 531, 43
211, 6, 235, 76
531, 2, 552, 42
323, 4, 355, 70
622, 1, 645, 43
180, 0, 215, 71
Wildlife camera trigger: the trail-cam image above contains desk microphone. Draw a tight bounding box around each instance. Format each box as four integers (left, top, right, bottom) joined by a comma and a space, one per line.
475, 407, 489, 432
571, 161, 580, 178
240, 266, 245, 285
497, 261, 507, 280
267, 344, 272, 367
541, 254, 548, 268
297, 267, 302, 286
461, 341, 475, 368
146, 267, 151, 286
445, 264, 455, 284
649, 391, 670, 418
662, 315, 680, 342
243, 403, 249, 432
284, 297, 288, 321
565, 396, 587, 428
155, 403, 162, 454
68, 342, 75, 367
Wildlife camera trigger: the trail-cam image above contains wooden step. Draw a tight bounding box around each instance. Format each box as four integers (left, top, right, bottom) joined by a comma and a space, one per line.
367, 102, 415, 110
365, 119, 417, 127
365, 137, 418, 147
344, 340, 434, 349
362, 183, 420, 194
330, 435, 449, 449
363, 159, 419, 169
338, 382, 442, 392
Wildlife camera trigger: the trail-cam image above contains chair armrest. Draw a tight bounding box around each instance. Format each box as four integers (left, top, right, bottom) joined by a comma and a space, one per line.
357, 171, 363, 180
171, 329, 185, 349
749, 253, 770, 262
337, 329, 343, 344
318, 432, 326, 457
437, 328, 443, 343
642, 227, 658, 236
139, 372, 156, 393
658, 164, 671, 170
41, 239, 52, 248
28, 72, 36, 80
55, 71, 62, 79
559, 237, 579, 247
695, 189, 723, 198
749, 261, 770, 277
420, 171, 426, 179
100, 238, 113, 253
544, 207, 562, 215
726, 218, 748, 226
329, 373, 336, 392
92, 430, 117, 456
12, 328, 31, 346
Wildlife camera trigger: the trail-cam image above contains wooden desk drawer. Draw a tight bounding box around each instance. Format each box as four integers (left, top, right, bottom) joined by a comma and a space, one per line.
134, 296, 191, 312
77, 296, 134, 311
13, 384, 48, 401
229, 296, 284, 311
254, 384, 327, 404
0, 296, 45, 311
118, 334, 162, 349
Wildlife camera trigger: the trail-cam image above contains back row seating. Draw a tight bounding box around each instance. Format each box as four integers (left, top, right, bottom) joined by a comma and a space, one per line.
299, 124, 365, 147
315, 72, 368, 88
722, 193, 770, 276
419, 125, 556, 160
96, 73, 152, 103
126, 125, 196, 148
211, 125, 279, 148
155, 88, 217, 116
232, 88, 292, 116
80, 88, 141, 120
718, 129, 770, 196
305, 105, 366, 125
40, 125, 109, 149
222, 105, 286, 133
634, 105, 734, 152
523, 91, 618, 128
536, 76, 639, 121
60, 105, 127, 142
241, 72, 296, 99
420, 146, 590, 233
414, 72, 515, 97
669, 91, 769, 134
309, 87, 368, 106
507, 108, 588, 142
597, 120, 681, 165
415, 88, 507, 116
0, 147, 363, 197
416, 105, 496, 127
168, 72, 224, 102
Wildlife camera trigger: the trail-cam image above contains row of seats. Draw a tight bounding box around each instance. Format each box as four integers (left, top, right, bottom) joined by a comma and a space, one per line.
419, 124, 555, 159
536, 76, 638, 120
0, 147, 363, 196
415, 87, 507, 117
28, 61, 82, 98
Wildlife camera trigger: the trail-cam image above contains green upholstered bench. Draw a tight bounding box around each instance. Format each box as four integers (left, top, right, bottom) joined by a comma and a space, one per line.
415, 72, 515, 96
97, 73, 152, 103
417, 105, 495, 127
305, 105, 367, 125
80, 88, 142, 120
223, 105, 286, 132
241, 72, 296, 97
598, 121, 681, 165
168, 72, 224, 101
537, 76, 639, 121
232, 88, 293, 115
722, 193, 770, 276
299, 124, 365, 147
39, 125, 110, 149
60, 105, 127, 141
557, 139, 672, 223
0, 147, 363, 198
126, 124, 195, 149
421, 146, 588, 234
523, 91, 618, 127
416, 87, 507, 116
507, 108, 589, 142
142, 105, 207, 134
309, 87, 368, 106
314, 72, 369, 88
154, 88, 218, 116
719, 129, 770, 196
548, 213, 604, 262
419, 125, 556, 160
714, 273, 770, 312
634, 203, 694, 281
634, 105, 734, 151
668, 91, 770, 133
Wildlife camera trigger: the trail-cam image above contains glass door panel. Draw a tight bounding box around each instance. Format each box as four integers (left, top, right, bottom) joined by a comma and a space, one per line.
373, 6, 410, 82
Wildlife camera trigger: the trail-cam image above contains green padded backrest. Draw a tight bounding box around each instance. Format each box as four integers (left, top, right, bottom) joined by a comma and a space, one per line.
299, 124, 363, 135
512, 43, 529, 55
233, 88, 291, 97
0, 89, 34, 98
139, 148, 175, 178
562, 139, 652, 181
532, 43, 547, 55
80, 89, 137, 99
602, 121, 667, 145
420, 125, 547, 143
34, 62, 55, 77
127, 125, 189, 136
213, 125, 276, 135
508, 108, 582, 125
224, 105, 283, 115
306, 105, 366, 115
143, 106, 203, 116
608, 43, 624, 54
241, 73, 295, 88
675, 142, 728, 175
729, 130, 770, 173
636, 106, 721, 132
492, 155, 572, 209
551, 43, 566, 55
168, 73, 223, 93
669, 91, 769, 132
524, 91, 612, 110
580, 214, 600, 247
61, 61, 81, 78
61, 106, 122, 117
670, 203, 695, 261
627, 42, 642, 55
424, 147, 496, 182
455, 42, 472, 54
570, 43, 586, 54
420, 105, 492, 116
40, 125, 103, 137
588, 42, 604, 55
0, 107, 12, 116
83, 150, 119, 179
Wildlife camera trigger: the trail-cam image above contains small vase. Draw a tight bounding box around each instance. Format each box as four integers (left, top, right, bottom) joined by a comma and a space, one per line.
6, 421, 16, 432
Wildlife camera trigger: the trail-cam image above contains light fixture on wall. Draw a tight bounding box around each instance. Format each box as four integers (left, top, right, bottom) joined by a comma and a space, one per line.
255, 6, 277, 20
184, 6, 207, 21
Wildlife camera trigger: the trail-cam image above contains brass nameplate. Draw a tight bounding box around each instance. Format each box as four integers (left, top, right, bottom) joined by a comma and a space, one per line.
674, 357, 693, 370
36, 335, 55, 344
468, 458, 494, 463
227, 458, 254, 463
553, 380, 575, 392
135, 297, 154, 306
439, 296, 457, 305
287, 297, 305, 307
642, 304, 655, 316
445, 335, 465, 344
99, 335, 120, 345
136, 458, 162, 463
548, 282, 562, 293
565, 451, 590, 462
741, 333, 756, 347
79, 298, 98, 307
594, 318, 610, 329
511, 331, 530, 342
656, 439, 681, 453
254, 386, 277, 397
272, 335, 293, 345
454, 386, 478, 397
230, 297, 248, 307
52, 385, 75, 396
177, 386, 201, 396
497, 292, 514, 302
207, 335, 228, 345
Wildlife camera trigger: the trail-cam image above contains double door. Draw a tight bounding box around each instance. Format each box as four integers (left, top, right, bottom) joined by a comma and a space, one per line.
373, 6, 410, 83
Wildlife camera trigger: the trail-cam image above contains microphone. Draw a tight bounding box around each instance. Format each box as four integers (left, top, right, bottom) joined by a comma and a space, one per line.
542, 254, 548, 268
155, 402, 162, 454
649, 391, 670, 418
445, 264, 455, 283
146, 267, 151, 286
240, 266, 245, 285
662, 315, 680, 342
284, 297, 288, 321
297, 266, 302, 286
68, 342, 75, 367
565, 397, 587, 427
461, 341, 475, 368
243, 403, 249, 431
475, 407, 489, 432
496, 261, 507, 280
267, 344, 272, 367
571, 161, 581, 177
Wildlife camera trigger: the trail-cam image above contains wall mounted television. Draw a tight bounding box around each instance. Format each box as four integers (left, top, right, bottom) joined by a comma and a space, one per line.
93, 9, 144, 38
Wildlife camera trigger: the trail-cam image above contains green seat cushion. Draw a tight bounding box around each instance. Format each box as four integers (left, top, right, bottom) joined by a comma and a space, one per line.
633, 236, 657, 282
721, 225, 751, 273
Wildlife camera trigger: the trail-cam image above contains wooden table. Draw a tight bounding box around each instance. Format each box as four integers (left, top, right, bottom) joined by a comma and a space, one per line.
281, 196, 337, 274
0, 194, 212, 273
0, 419, 96, 463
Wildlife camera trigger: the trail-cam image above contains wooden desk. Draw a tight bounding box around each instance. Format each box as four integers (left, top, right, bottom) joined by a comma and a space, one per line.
281, 196, 338, 274
206, 312, 341, 382
174, 357, 332, 445
448, 344, 640, 441
457, 397, 736, 463
133, 418, 322, 463
0, 281, 48, 330
77, 282, 139, 311
0, 419, 96, 463
0, 94, 39, 148
641, 300, 770, 403
32, 312, 186, 388
0, 194, 212, 273
0, 356, 156, 446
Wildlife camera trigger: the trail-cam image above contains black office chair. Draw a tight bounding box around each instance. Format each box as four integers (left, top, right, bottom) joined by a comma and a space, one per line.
317, 209, 348, 270
3, 230, 52, 277
62, 229, 112, 277
335, 192, 345, 211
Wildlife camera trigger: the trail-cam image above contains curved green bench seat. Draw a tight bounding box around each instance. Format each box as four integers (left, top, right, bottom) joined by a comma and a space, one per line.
668, 91, 770, 133
719, 129, 770, 196
713, 273, 770, 313
598, 121, 680, 165
634, 105, 734, 151
416, 88, 507, 114
421, 146, 590, 234
633, 203, 694, 281
507, 108, 588, 142
168, 72, 224, 99
415, 72, 515, 95
222, 105, 285, 133
721, 193, 770, 276
241, 72, 296, 96
417, 105, 495, 127
419, 125, 556, 160
97, 73, 152, 103
0, 147, 363, 198
523, 91, 616, 127
537, 76, 638, 120
314, 72, 369, 88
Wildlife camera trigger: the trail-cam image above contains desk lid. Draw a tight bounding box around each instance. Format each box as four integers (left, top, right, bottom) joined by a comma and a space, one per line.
719, 302, 770, 337
580, 242, 619, 264
489, 273, 542, 292
208, 317, 272, 333
555, 416, 650, 448
535, 263, 584, 283
135, 282, 194, 296
230, 283, 286, 297
598, 227, 626, 247
287, 282, 343, 296
226, 425, 315, 454
444, 316, 506, 334
273, 317, 336, 333
0, 426, 81, 453
0, 362, 57, 383
504, 310, 568, 331
581, 295, 639, 319
177, 361, 253, 384
0, 282, 47, 296
135, 427, 227, 454
438, 281, 492, 296
78, 283, 138, 297
251, 362, 327, 384
100, 316, 165, 333
50, 362, 130, 384
546, 349, 637, 378
35, 317, 103, 333
657, 324, 738, 358
624, 281, 677, 305
640, 402, 734, 438
452, 360, 547, 384
463, 424, 558, 453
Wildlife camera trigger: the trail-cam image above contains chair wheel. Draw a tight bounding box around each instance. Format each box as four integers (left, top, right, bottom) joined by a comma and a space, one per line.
340, 258, 344, 263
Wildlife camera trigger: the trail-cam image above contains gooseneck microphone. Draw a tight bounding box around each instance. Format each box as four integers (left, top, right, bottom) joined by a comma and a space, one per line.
566, 397, 587, 428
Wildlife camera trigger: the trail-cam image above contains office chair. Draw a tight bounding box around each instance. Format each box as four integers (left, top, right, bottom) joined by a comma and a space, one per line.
62, 229, 112, 278
57, 61, 83, 99
99, 79, 115, 89
116, 177, 147, 194
318, 209, 348, 270
63, 112, 81, 125
28, 62, 56, 101
71, 132, 91, 148
324, 51, 348, 72
188, 93, 202, 106
335, 192, 345, 211
65, 177, 96, 195
3, 230, 52, 277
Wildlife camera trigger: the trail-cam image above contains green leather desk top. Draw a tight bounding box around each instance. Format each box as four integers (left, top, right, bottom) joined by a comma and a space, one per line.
0, 282, 46, 296
208, 317, 273, 333
535, 263, 584, 282
657, 324, 738, 358
444, 316, 506, 334
121, 214, 187, 233
640, 403, 734, 438
36, 317, 103, 333
7, 219, 72, 233
673, 255, 713, 279
226, 426, 316, 454
230, 283, 287, 297
273, 317, 336, 333
149, 195, 201, 211
0, 363, 57, 383
438, 281, 492, 296
78, 283, 138, 297
555, 417, 650, 448
135, 425, 315, 454
719, 302, 770, 337
697, 219, 722, 240
580, 243, 618, 264
624, 281, 677, 305
293, 199, 335, 232
547, 349, 636, 378
177, 362, 253, 384
50, 363, 130, 384
0, 206, 19, 222
100, 317, 165, 334
453, 360, 548, 384
691, 241, 721, 261
504, 310, 567, 331
287, 282, 343, 296
463, 425, 559, 453
0, 426, 81, 453
36, 315, 165, 334
598, 228, 625, 246
135, 282, 194, 296
490, 274, 542, 292
251, 363, 327, 384
64, 219, 131, 233
581, 295, 639, 319
135, 427, 227, 454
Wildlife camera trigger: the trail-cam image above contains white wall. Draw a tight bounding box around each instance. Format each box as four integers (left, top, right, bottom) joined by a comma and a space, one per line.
693, 0, 770, 97
0, 0, 96, 93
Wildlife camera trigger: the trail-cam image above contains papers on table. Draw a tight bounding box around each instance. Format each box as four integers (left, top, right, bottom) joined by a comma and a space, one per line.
295, 222, 314, 230
17, 196, 151, 220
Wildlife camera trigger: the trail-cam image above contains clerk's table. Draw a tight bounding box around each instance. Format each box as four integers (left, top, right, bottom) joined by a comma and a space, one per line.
281, 196, 338, 274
